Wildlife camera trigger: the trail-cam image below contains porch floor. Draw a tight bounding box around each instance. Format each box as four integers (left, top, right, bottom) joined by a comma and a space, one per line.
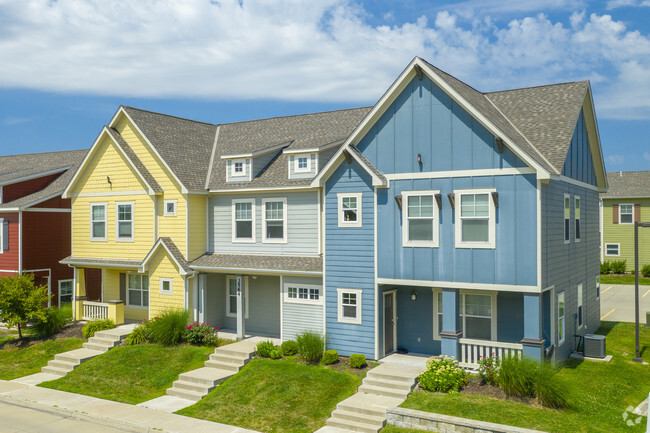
218, 328, 281, 345
378, 353, 429, 370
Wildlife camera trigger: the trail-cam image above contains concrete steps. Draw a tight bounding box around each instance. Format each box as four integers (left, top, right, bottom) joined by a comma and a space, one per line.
82, 328, 129, 352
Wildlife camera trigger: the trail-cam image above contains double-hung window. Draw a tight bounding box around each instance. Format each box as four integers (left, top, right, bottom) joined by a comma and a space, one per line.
619, 204, 633, 224
116, 202, 134, 241
433, 289, 443, 340
564, 194, 570, 243
402, 191, 438, 247
232, 199, 255, 242
558, 292, 565, 345
337, 288, 362, 324
455, 190, 495, 248
262, 198, 286, 242
461, 293, 495, 340
574, 197, 581, 241
90, 203, 107, 241
226, 276, 249, 318
338, 193, 362, 227
127, 273, 149, 308
58, 280, 73, 305
577, 284, 584, 329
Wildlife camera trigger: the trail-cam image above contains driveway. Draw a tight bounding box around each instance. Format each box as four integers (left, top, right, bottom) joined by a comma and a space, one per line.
600, 284, 650, 324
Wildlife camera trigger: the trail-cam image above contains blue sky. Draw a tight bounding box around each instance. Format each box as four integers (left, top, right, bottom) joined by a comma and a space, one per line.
0, 0, 649, 172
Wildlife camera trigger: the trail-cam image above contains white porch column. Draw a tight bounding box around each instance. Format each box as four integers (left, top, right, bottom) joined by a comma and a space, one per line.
236, 274, 245, 340
198, 273, 206, 323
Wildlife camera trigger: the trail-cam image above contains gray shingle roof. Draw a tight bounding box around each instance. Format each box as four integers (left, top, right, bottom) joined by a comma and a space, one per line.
348, 146, 386, 183
601, 171, 650, 198
158, 237, 191, 273
105, 127, 163, 193
191, 253, 322, 274
59, 256, 142, 268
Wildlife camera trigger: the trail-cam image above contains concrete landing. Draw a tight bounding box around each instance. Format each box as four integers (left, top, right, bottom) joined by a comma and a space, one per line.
137, 395, 195, 412
11, 372, 61, 386
633, 397, 648, 416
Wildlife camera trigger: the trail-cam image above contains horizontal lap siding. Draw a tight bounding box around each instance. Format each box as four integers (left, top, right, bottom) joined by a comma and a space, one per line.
602, 198, 650, 264
282, 276, 324, 341
102, 269, 147, 321
0, 213, 19, 271
187, 195, 207, 261
148, 251, 185, 318
289, 154, 317, 179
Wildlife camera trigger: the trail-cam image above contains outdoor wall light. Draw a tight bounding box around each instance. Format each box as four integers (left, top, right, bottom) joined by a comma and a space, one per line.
106, 176, 112, 185
417, 154, 422, 165
411, 290, 417, 301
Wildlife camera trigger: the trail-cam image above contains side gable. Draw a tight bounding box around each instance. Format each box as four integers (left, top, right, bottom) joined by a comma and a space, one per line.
562, 109, 597, 186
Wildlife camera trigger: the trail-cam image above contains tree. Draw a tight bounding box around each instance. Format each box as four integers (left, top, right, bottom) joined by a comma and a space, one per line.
0, 273, 51, 339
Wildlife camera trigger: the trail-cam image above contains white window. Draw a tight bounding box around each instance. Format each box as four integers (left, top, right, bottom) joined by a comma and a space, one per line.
231, 159, 246, 177
226, 276, 249, 318
262, 198, 287, 243
159, 278, 173, 295
337, 288, 362, 324
337, 193, 362, 228
164, 200, 177, 217
0, 217, 4, 254
433, 289, 443, 340
596, 275, 600, 299
619, 204, 633, 224
455, 189, 496, 249
295, 155, 312, 173
116, 202, 134, 241
558, 292, 565, 345
460, 292, 497, 341
605, 243, 620, 256
403, 191, 439, 247
58, 280, 73, 305
285, 284, 322, 304
90, 203, 107, 241
564, 194, 570, 243
127, 273, 149, 308
575, 197, 581, 241
577, 283, 584, 329
232, 199, 255, 242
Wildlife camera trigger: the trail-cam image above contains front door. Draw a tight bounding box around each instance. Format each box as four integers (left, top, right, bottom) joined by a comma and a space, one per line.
384, 292, 396, 354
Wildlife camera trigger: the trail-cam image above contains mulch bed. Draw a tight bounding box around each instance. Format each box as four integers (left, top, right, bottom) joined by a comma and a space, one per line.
1, 322, 84, 350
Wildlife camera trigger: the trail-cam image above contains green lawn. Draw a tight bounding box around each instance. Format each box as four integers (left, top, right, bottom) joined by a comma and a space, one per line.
0, 338, 84, 380
178, 358, 362, 433
392, 322, 649, 433
600, 274, 650, 285
39, 344, 212, 404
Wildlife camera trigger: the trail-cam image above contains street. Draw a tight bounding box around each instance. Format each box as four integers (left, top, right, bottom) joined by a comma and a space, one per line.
600, 284, 650, 324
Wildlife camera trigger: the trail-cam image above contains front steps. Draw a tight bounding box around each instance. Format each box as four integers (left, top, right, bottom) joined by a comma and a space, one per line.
82, 327, 132, 352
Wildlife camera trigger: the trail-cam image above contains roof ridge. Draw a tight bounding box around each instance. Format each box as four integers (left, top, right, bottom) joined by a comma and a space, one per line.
0, 148, 88, 159
485, 80, 589, 95
122, 106, 217, 127
607, 170, 650, 174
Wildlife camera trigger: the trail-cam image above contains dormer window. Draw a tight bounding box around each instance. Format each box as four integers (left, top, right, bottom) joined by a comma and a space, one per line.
232, 159, 246, 177
295, 155, 311, 173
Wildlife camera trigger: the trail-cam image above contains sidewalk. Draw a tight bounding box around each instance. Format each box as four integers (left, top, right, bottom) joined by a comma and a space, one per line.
0, 379, 260, 433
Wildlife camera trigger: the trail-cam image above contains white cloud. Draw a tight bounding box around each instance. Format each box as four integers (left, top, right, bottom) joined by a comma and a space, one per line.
606, 0, 650, 9
607, 154, 625, 164
3, 117, 33, 126
644, 152, 650, 161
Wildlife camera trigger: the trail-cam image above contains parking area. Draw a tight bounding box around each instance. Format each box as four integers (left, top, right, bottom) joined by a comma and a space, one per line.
600, 284, 650, 324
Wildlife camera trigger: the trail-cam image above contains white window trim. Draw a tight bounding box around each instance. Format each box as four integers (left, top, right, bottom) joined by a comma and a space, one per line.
564, 194, 571, 244
262, 197, 287, 244
226, 275, 249, 318
619, 203, 634, 225
231, 159, 247, 177
605, 243, 620, 256
596, 275, 600, 300
115, 201, 135, 242
0, 186, 3, 204
433, 288, 443, 341
126, 273, 149, 309
337, 288, 362, 324
574, 196, 581, 242
402, 190, 440, 248
0, 217, 4, 254
232, 199, 256, 243
460, 290, 498, 341
337, 192, 362, 228
577, 283, 584, 329
164, 199, 177, 217
294, 154, 312, 173
454, 188, 496, 249
283, 283, 323, 305
90, 202, 107, 242
58, 279, 73, 306
557, 292, 565, 346
159, 278, 173, 296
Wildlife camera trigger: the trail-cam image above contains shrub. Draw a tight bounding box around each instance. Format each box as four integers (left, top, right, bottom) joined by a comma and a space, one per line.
349, 353, 367, 369
256, 340, 276, 358
33, 304, 72, 338
611, 260, 626, 274
269, 348, 282, 359
125, 320, 151, 345
281, 340, 299, 356
419, 356, 467, 393
477, 354, 500, 385
322, 350, 339, 365
185, 321, 219, 346
497, 355, 537, 398
82, 318, 116, 339
535, 362, 568, 408
642, 264, 650, 278
296, 331, 326, 364
600, 260, 612, 275
148, 309, 189, 346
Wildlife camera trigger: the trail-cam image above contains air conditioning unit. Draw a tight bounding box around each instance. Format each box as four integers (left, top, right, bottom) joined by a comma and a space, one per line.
583, 334, 606, 358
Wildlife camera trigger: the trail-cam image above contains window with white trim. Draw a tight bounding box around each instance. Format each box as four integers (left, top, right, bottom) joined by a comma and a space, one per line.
295, 155, 311, 173
116, 202, 134, 241
461, 293, 496, 340
164, 200, 177, 216
574, 197, 581, 241
262, 198, 286, 243
577, 283, 584, 329
337, 288, 362, 324
59, 280, 73, 305
127, 273, 149, 308
90, 203, 107, 241
455, 190, 495, 248
232, 199, 255, 242
226, 276, 249, 318
564, 194, 570, 243
558, 292, 565, 345
433, 289, 443, 340
338, 193, 362, 227
159, 278, 173, 295
605, 243, 620, 256
285, 284, 322, 304
231, 159, 246, 177
620, 204, 634, 224
0, 217, 4, 254
403, 191, 439, 247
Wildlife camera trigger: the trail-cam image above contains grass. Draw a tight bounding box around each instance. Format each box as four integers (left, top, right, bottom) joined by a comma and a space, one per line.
0, 338, 84, 380
392, 322, 649, 433
600, 274, 650, 285
178, 358, 362, 433
39, 344, 212, 404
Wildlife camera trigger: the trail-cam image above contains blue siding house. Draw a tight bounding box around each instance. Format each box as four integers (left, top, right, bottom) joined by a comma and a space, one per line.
314, 57, 607, 364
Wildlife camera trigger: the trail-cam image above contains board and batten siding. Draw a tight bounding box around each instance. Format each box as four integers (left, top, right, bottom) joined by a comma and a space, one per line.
561, 110, 597, 186
282, 276, 324, 341
208, 191, 319, 255
325, 160, 375, 358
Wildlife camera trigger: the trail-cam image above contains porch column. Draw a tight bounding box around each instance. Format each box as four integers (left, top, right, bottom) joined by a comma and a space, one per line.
236, 275, 245, 340
73, 268, 86, 321
440, 288, 462, 359
198, 274, 206, 323
521, 293, 545, 361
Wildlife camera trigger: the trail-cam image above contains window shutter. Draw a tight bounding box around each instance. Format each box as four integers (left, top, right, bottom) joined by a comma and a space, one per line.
612, 204, 619, 224
634, 204, 641, 223
119, 273, 126, 302
2, 220, 8, 251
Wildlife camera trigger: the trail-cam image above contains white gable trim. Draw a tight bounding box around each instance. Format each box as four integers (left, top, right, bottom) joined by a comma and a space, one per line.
312, 149, 385, 188
140, 238, 193, 276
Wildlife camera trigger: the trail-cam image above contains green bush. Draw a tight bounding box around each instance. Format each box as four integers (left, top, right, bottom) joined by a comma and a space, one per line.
535, 362, 568, 408
281, 340, 299, 356
296, 331, 326, 364
184, 321, 219, 346
611, 260, 626, 274
497, 355, 537, 398
33, 304, 72, 337
322, 350, 339, 365
349, 353, 367, 369
269, 348, 282, 359
477, 354, 500, 385
148, 309, 188, 346
125, 320, 151, 345
256, 340, 276, 358
418, 355, 467, 393
82, 318, 116, 339
600, 260, 612, 274
642, 264, 650, 278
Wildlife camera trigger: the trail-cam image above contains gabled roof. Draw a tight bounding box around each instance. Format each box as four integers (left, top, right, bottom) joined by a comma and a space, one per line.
141, 237, 192, 275
601, 171, 650, 198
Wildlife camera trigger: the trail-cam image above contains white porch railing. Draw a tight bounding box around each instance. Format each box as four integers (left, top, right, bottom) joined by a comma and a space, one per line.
459, 338, 523, 370
82, 301, 109, 321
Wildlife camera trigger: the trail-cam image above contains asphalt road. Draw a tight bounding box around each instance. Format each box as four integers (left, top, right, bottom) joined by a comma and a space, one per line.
600, 284, 650, 324
0, 401, 137, 433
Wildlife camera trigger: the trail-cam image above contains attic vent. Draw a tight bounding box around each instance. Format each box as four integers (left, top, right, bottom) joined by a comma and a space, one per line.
583, 334, 606, 358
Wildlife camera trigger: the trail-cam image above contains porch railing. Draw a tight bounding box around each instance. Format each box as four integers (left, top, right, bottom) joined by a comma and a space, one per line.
459, 338, 523, 369
82, 301, 109, 321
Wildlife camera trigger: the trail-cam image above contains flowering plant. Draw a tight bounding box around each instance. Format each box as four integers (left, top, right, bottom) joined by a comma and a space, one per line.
418, 355, 467, 393
477, 353, 500, 385
184, 321, 219, 346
